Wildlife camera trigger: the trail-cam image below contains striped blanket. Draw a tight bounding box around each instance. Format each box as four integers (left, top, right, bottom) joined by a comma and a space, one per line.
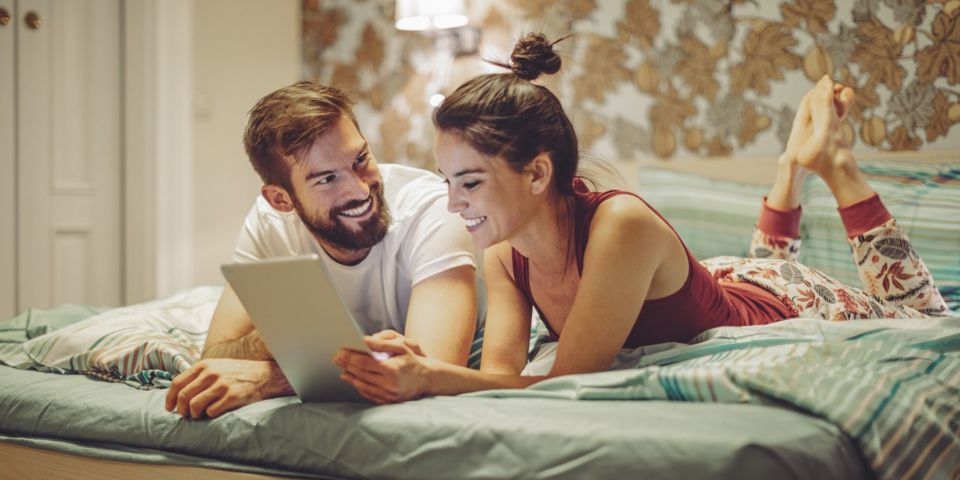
0, 286, 219, 387
480, 317, 960, 480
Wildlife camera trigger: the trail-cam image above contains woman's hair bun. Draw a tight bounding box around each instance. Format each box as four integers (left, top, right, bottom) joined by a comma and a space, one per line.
509, 33, 563, 81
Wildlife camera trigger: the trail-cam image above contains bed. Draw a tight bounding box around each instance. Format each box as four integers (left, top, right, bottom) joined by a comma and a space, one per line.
1, 153, 958, 479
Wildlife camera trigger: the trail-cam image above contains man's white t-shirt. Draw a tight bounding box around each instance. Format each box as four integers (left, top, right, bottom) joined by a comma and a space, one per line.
232, 164, 478, 334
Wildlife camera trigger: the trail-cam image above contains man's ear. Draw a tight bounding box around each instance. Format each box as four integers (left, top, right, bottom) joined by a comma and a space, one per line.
261, 184, 295, 212
528, 153, 553, 196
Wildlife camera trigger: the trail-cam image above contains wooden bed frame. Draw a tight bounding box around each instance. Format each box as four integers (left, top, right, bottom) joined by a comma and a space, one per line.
0, 440, 297, 479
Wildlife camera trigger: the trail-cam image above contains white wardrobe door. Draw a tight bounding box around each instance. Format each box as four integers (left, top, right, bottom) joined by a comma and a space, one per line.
17, 0, 122, 309
0, 1, 14, 319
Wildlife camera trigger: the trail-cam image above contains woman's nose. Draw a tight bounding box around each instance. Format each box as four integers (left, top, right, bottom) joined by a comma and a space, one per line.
446, 185, 465, 213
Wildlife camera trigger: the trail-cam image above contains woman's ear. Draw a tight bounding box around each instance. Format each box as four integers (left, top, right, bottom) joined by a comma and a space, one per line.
528, 153, 553, 196
262, 184, 295, 212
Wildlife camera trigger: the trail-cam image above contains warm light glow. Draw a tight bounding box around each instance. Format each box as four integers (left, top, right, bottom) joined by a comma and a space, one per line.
429, 93, 445, 107
432, 14, 468, 29
395, 0, 468, 31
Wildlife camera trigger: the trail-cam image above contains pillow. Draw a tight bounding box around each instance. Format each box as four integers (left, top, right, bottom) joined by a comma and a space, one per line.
634, 159, 960, 312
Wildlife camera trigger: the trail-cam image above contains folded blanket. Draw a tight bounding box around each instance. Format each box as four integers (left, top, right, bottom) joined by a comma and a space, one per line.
0, 287, 219, 388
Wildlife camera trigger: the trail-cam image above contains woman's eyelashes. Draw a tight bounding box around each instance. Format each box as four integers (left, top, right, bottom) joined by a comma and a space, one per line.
463, 181, 480, 190
355, 152, 370, 167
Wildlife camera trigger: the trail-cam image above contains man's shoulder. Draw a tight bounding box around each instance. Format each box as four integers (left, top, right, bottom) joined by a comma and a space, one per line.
380, 163, 447, 217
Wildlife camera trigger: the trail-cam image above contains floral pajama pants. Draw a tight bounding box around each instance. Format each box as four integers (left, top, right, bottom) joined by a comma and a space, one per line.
699, 195, 950, 321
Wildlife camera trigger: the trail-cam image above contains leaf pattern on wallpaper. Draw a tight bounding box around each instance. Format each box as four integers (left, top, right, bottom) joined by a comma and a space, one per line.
572, 35, 631, 104
379, 106, 411, 164
706, 95, 745, 140
888, 126, 922, 151
301, 0, 960, 166
612, 116, 651, 159
781, 0, 836, 34
889, 81, 937, 131
926, 91, 953, 142
572, 111, 607, 149
730, 23, 802, 95
618, 0, 660, 49
676, 34, 723, 102
358, 24, 385, 70
737, 102, 771, 147
883, 0, 926, 26
853, 20, 905, 90
704, 135, 733, 157
916, 10, 960, 85
650, 84, 697, 133
331, 62, 359, 91
302, 5, 343, 53
518, 0, 596, 20
817, 23, 858, 68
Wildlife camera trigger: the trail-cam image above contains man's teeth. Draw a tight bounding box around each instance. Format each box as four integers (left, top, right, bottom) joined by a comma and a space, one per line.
465, 216, 487, 227
340, 198, 372, 217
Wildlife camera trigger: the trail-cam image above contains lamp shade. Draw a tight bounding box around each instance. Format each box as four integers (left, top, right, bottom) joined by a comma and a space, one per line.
395, 0, 468, 31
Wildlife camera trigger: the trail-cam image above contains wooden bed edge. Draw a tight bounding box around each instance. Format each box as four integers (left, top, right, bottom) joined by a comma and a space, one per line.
0, 440, 299, 480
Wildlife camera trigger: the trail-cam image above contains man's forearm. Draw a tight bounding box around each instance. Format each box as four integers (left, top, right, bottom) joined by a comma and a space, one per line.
202, 330, 274, 361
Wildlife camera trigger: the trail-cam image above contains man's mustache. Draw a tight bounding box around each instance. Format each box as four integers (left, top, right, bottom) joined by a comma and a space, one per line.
331, 182, 382, 215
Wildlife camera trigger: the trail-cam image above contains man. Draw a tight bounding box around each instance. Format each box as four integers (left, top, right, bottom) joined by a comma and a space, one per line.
164, 82, 480, 418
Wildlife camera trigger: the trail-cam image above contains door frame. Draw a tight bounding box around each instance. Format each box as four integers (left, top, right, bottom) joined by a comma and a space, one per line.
123, 0, 194, 304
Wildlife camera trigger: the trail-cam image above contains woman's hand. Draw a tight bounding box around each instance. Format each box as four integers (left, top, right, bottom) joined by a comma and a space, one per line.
333, 330, 435, 404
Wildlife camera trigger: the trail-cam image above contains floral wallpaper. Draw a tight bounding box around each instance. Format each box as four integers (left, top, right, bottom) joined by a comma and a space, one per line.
303, 0, 960, 167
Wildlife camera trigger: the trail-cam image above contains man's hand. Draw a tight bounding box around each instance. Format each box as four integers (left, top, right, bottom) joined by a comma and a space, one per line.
164, 358, 294, 419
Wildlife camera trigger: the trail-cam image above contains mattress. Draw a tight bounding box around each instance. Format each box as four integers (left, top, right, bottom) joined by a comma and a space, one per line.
0, 363, 868, 479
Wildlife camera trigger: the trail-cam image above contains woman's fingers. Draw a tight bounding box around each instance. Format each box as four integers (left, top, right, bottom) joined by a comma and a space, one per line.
335, 349, 389, 378
340, 370, 395, 404
364, 335, 410, 355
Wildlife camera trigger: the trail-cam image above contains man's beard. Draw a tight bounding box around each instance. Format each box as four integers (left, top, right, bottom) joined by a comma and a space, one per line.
293, 182, 391, 251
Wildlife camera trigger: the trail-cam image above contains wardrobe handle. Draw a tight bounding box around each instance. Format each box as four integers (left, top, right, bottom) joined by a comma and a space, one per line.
25, 10, 40, 30
0, 8, 10, 27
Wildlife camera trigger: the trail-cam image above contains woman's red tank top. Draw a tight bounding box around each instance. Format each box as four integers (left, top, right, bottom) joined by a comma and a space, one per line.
510, 182, 794, 347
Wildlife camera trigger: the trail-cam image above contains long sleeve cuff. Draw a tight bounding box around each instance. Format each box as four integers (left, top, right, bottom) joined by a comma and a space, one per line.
757, 197, 802, 238
838, 193, 893, 238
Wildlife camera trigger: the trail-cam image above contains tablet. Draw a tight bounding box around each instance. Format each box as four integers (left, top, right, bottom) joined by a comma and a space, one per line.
221, 254, 371, 403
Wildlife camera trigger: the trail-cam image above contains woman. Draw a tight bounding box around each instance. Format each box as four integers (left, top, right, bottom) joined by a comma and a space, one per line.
334, 33, 949, 404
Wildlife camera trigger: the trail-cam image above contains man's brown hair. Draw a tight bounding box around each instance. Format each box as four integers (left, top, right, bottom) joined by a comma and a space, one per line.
243, 81, 359, 191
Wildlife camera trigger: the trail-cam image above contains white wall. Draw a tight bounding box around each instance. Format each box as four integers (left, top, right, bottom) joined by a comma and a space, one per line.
192, 0, 300, 286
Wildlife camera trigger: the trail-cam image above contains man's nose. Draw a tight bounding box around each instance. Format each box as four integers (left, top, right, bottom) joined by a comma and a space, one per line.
346, 171, 371, 199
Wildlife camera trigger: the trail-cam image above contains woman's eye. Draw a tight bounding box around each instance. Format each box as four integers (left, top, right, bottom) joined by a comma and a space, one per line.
463, 181, 480, 189
355, 153, 369, 166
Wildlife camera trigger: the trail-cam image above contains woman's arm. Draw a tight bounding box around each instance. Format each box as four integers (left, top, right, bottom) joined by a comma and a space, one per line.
334, 196, 678, 402
548, 195, 676, 376
478, 241, 537, 375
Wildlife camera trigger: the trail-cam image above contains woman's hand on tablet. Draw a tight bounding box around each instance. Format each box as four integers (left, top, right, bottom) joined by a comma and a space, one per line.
333, 330, 436, 404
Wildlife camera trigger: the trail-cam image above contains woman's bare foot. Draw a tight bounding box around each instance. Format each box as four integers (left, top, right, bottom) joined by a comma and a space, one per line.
796, 75, 874, 208
796, 76, 855, 175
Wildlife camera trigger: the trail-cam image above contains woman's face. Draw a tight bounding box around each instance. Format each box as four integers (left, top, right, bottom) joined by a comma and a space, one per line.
435, 131, 533, 249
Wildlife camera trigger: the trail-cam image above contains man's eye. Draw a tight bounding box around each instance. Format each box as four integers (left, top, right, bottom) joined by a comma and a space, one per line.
464, 181, 480, 189
317, 174, 337, 185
